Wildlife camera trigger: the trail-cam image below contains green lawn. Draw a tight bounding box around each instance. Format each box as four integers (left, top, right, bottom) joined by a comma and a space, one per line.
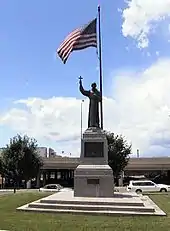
0, 192, 170, 231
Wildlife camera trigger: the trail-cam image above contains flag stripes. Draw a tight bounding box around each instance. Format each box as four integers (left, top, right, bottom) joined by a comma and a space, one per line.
57, 18, 97, 64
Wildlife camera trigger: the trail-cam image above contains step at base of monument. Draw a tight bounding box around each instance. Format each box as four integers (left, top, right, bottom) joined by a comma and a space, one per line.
39, 191, 144, 207
40, 199, 144, 207
40, 197, 144, 207
17, 191, 166, 216
18, 207, 163, 216
28, 202, 155, 213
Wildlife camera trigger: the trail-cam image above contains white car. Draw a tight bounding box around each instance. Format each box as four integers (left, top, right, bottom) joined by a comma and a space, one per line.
39, 184, 63, 192
39, 184, 73, 192
127, 180, 170, 193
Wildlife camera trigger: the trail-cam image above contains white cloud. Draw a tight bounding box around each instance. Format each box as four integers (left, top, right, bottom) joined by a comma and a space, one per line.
122, 0, 170, 48
156, 51, 160, 56
125, 46, 130, 51
146, 51, 151, 57
117, 8, 123, 13
1, 58, 170, 157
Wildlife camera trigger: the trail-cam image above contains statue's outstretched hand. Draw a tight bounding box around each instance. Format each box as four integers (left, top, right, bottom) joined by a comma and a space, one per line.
79, 76, 83, 85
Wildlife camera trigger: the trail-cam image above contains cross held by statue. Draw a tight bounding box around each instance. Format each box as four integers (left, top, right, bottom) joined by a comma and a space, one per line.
79, 76, 83, 80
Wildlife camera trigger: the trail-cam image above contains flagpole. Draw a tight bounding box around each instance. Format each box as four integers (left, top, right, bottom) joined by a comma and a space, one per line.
98, 5, 103, 129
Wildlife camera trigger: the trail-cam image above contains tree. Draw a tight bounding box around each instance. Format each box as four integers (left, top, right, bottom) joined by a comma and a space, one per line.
0, 134, 43, 193
106, 132, 132, 178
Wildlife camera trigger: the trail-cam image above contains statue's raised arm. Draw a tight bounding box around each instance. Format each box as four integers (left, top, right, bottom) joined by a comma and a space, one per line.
79, 77, 90, 97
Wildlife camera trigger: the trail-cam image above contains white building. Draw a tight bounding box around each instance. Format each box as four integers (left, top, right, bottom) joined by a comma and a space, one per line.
0, 146, 58, 158
49, 148, 56, 158
37, 147, 48, 158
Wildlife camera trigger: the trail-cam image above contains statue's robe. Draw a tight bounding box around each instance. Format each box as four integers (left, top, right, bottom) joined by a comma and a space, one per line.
79, 83, 101, 128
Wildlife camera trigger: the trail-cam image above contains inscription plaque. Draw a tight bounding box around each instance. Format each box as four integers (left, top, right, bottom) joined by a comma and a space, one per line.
87, 179, 100, 184
84, 142, 104, 157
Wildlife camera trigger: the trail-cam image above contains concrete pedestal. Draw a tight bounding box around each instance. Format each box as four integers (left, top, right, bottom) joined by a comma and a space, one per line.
74, 127, 114, 197
74, 164, 114, 197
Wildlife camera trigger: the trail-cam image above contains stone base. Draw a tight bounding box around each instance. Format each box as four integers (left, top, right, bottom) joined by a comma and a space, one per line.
17, 190, 166, 216
74, 164, 114, 197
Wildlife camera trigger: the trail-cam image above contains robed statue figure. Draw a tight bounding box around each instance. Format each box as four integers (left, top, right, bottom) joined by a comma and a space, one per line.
79, 77, 101, 128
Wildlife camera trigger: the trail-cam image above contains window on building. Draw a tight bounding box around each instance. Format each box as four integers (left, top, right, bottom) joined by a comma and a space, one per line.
50, 172, 55, 179
57, 172, 61, 179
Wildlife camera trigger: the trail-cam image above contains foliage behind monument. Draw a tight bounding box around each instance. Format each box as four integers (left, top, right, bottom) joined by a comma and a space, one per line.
0, 134, 43, 193
106, 132, 131, 178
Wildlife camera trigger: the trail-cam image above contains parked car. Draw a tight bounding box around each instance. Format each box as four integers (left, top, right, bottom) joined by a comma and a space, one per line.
123, 175, 147, 186
127, 180, 170, 193
39, 184, 63, 192
39, 184, 73, 192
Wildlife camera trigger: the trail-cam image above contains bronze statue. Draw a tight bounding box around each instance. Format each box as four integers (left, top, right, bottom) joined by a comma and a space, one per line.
79, 77, 101, 128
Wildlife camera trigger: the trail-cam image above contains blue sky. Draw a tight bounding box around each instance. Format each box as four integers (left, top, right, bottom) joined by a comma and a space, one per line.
1, 0, 170, 156
0, 0, 154, 100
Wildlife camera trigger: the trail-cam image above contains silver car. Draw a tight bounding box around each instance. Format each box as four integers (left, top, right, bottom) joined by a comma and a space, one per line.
39, 184, 63, 192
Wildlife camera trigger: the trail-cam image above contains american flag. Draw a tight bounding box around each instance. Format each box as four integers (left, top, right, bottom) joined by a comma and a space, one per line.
57, 18, 97, 64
